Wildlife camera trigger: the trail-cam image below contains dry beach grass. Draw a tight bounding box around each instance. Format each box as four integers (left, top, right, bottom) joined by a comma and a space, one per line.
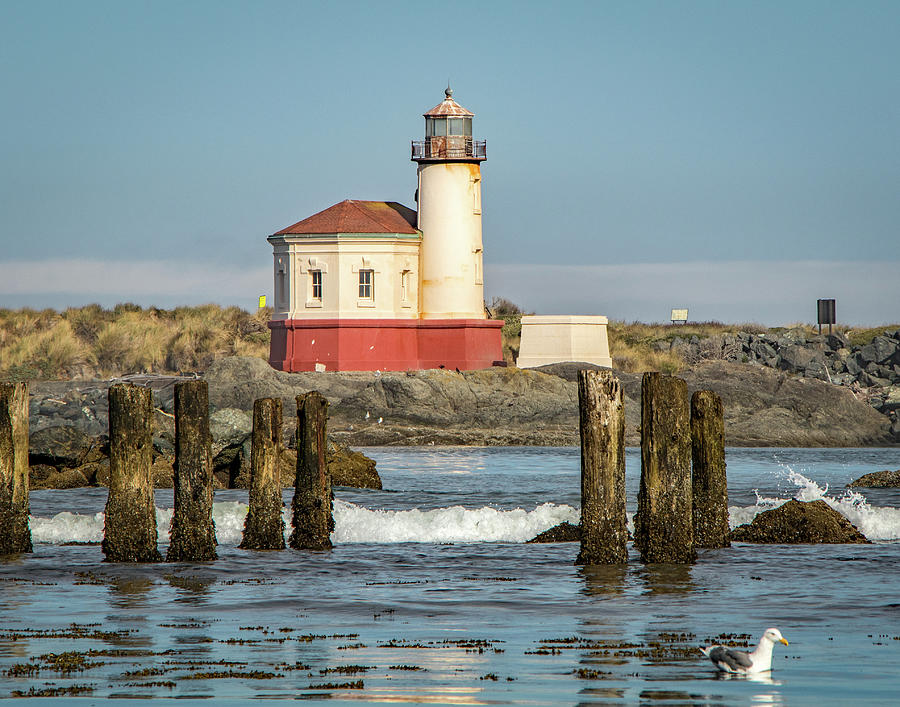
0, 304, 271, 380
0, 302, 897, 381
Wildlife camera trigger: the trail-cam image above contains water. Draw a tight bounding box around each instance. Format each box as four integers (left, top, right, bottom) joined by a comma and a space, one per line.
2, 447, 899, 704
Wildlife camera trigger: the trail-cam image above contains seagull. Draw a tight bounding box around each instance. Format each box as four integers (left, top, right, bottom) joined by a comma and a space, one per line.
700, 628, 789, 673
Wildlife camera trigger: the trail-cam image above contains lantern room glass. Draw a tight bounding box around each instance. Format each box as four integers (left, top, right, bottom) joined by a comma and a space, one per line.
426, 117, 471, 137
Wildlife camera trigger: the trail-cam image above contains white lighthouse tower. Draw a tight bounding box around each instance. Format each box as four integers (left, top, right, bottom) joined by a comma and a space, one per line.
412, 88, 487, 319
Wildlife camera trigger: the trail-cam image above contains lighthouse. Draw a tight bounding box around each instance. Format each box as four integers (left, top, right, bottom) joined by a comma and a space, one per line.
267, 88, 503, 372
413, 88, 487, 319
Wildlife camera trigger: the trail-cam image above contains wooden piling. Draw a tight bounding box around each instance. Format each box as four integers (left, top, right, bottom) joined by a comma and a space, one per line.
691, 390, 730, 549
575, 370, 627, 565
289, 392, 333, 550
634, 372, 695, 564
0, 382, 32, 555
167, 380, 217, 561
103, 384, 162, 562
239, 398, 286, 550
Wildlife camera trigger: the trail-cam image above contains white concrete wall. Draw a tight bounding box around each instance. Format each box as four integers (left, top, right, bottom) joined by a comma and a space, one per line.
271, 244, 294, 319
417, 162, 485, 319
269, 236, 420, 320
516, 315, 612, 368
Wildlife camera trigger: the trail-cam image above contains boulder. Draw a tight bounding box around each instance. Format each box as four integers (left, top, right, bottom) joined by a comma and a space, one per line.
780, 327, 809, 345
777, 345, 820, 373
847, 470, 900, 488
804, 360, 830, 381
729, 499, 869, 544
527, 522, 581, 543
213, 439, 251, 489
872, 388, 900, 414
272, 445, 381, 490
77, 460, 109, 486
858, 337, 898, 365
859, 371, 892, 388
31, 468, 90, 490
327, 441, 382, 489
210, 408, 252, 456
824, 333, 850, 350
29, 425, 95, 467
844, 356, 862, 377
151, 456, 175, 489
664, 361, 893, 447
224, 442, 381, 490
756, 342, 778, 360
29, 464, 61, 488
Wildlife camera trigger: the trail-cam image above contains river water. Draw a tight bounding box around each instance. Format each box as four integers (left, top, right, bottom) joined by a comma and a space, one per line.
2, 447, 899, 704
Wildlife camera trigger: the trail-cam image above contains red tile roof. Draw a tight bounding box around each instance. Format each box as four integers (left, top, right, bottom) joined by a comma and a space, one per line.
274, 200, 418, 236
423, 88, 474, 118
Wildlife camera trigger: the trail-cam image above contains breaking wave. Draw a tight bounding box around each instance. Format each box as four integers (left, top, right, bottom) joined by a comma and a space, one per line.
729, 469, 900, 542
28, 500, 579, 546
26, 469, 900, 546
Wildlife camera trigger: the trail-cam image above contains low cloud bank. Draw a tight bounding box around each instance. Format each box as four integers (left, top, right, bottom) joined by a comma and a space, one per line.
0, 259, 269, 310
0, 258, 896, 326
486, 260, 900, 326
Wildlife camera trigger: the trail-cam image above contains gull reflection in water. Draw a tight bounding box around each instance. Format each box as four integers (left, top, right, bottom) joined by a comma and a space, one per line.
714, 670, 784, 704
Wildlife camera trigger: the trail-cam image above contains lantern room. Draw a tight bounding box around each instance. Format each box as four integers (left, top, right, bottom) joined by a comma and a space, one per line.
412, 88, 486, 162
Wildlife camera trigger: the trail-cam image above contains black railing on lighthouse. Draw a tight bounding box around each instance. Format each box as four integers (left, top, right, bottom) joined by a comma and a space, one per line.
411, 139, 487, 160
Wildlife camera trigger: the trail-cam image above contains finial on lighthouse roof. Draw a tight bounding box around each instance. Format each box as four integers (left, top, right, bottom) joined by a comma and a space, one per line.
423, 86, 474, 118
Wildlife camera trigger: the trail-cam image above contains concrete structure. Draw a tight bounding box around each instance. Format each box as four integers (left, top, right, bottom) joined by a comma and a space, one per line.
516, 315, 612, 369
268, 89, 502, 372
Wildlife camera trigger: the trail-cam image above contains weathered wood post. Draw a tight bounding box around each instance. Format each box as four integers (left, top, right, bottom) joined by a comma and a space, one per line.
167, 380, 217, 561
575, 370, 627, 565
634, 372, 695, 564
239, 397, 286, 550
691, 390, 730, 549
0, 382, 32, 555
289, 392, 333, 550
103, 384, 162, 562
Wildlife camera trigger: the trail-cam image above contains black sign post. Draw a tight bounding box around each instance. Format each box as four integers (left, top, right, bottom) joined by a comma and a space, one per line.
817, 299, 836, 335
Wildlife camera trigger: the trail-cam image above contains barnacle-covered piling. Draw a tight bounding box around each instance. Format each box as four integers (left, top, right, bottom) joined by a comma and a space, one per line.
289, 392, 333, 550
167, 380, 217, 561
239, 397, 286, 550
635, 373, 695, 564
691, 390, 730, 549
103, 384, 161, 562
575, 370, 627, 565
0, 382, 32, 555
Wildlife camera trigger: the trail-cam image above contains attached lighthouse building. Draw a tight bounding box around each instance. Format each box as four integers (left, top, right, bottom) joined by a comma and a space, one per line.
267, 89, 503, 372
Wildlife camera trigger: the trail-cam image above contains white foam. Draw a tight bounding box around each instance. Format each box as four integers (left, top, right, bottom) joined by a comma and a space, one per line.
29, 500, 578, 546
728, 467, 900, 542
29, 511, 105, 544
332, 499, 578, 544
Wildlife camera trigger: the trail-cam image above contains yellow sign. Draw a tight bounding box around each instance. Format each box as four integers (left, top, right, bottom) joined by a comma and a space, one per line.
671, 308, 688, 322
258, 295, 267, 309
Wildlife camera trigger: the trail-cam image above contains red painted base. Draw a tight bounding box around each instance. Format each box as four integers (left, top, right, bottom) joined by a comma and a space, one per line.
268, 318, 505, 372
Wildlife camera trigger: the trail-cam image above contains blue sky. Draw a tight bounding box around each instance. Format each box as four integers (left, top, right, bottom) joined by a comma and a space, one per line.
1, 0, 898, 324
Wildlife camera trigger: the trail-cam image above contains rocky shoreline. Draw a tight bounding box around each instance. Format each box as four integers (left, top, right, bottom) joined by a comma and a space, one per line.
663, 327, 900, 437
27, 346, 897, 464
22, 341, 898, 489
27, 403, 381, 492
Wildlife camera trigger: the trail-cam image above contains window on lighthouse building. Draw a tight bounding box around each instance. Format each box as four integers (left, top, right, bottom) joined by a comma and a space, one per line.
358, 269, 374, 301
310, 270, 322, 301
